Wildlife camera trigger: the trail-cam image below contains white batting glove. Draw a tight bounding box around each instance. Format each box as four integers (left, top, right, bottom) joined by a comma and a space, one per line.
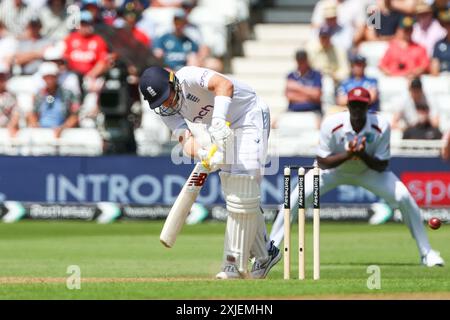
198, 146, 224, 172
208, 118, 232, 151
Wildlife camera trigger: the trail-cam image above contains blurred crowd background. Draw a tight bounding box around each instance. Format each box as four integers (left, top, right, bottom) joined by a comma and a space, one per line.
0, 0, 449, 159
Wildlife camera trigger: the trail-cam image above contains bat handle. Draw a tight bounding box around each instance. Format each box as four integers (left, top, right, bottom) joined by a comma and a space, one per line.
200, 122, 230, 170
201, 144, 218, 170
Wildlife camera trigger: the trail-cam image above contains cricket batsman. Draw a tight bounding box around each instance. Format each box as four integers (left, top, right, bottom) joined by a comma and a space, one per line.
270, 87, 444, 267
139, 66, 281, 279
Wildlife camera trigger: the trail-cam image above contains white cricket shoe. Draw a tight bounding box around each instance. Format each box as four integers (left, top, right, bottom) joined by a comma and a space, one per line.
250, 241, 282, 279
422, 250, 445, 267
215, 264, 245, 279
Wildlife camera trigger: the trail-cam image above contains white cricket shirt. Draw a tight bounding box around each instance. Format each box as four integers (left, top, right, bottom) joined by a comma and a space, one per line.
317, 111, 391, 174
160, 66, 259, 132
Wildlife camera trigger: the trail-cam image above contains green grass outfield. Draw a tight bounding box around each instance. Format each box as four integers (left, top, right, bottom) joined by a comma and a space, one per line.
0, 221, 449, 299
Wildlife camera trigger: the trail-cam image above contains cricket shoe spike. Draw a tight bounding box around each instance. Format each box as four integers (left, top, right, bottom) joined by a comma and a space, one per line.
216, 264, 245, 279
422, 249, 445, 267
250, 241, 282, 279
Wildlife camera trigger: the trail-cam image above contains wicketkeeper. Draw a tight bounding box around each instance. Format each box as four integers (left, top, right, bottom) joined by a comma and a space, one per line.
139, 66, 281, 279
270, 87, 444, 267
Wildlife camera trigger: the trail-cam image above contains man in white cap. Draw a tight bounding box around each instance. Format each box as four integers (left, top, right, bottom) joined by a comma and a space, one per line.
27, 62, 79, 138
40, 42, 81, 97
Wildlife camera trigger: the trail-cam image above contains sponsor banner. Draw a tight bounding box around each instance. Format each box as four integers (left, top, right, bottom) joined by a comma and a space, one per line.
401, 172, 450, 206
28, 204, 98, 220
1, 202, 449, 223
0, 156, 449, 206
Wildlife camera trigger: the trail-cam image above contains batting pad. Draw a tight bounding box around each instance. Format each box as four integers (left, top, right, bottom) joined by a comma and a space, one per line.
250, 211, 269, 262
220, 172, 260, 274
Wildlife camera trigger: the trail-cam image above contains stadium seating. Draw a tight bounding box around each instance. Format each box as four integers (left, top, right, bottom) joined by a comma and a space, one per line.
59, 128, 103, 156
421, 75, 450, 96
378, 76, 409, 112
433, 93, 450, 132
357, 41, 389, 69
0, 128, 103, 156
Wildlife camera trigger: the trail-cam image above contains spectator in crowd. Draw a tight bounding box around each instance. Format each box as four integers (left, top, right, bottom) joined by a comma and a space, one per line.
412, 1, 447, 56
433, 0, 450, 17
27, 62, 80, 138
402, 103, 443, 139
64, 11, 109, 89
135, 2, 157, 41
38, 42, 81, 97
364, 0, 403, 42
285, 50, 322, 114
180, 0, 210, 65
0, 21, 18, 70
0, 64, 20, 137
122, 0, 150, 12
391, 77, 439, 131
64, 10, 111, 127
82, 0, 102, 25
178, 0, 223, 71
307, 24, 350, 83
319, 1, 355, 52
153, 9, 199, 71
431, 9, 450, 75
121, 5, 151, 48
101, 0, 120, 26
379, 16, 430, 77
311, 0, 366, 47
39, 0, 71, 41
389, 0, 420, 15
336, 54, 379, 111
312, 0, 366, 30
14, 17, 53, 75
0, 0, 35, 37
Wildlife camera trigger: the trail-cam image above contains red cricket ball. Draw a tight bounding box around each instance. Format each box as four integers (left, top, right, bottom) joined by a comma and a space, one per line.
428, 217, 442, 230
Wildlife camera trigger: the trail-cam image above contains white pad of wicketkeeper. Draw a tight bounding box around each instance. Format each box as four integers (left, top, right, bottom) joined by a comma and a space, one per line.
219, 172, 260, 274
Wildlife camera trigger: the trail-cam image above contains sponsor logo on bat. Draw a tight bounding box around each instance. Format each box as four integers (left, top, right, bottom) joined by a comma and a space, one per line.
188, 172, 208, 187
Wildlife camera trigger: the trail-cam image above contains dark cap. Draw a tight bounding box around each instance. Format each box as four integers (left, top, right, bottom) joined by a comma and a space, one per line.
399, 16, 415, 29
139, 66, 172, 109
350, 54, 366, 64
319, 24, 334, 37
348, 87, 371, 104
410, 77, 422, 89
295, 49, 308, 61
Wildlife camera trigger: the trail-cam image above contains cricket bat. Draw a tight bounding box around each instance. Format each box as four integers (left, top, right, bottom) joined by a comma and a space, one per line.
160, 145, 217, 248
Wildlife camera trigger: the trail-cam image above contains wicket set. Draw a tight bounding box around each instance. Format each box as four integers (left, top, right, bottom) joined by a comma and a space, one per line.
283, 165, 320, 280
